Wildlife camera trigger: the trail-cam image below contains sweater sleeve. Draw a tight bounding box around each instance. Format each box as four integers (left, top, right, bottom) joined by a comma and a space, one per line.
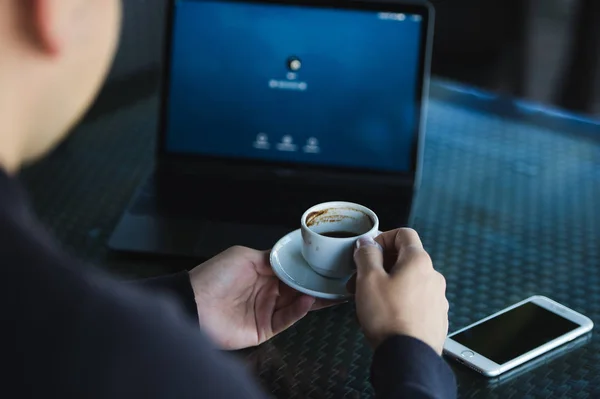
133, 271, 199, 323
371, 335, 457, 399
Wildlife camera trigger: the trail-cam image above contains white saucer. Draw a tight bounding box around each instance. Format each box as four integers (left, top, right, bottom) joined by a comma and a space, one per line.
270, 229, 352, 300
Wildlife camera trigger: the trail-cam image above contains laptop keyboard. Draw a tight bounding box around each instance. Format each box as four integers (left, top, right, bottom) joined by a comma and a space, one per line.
130, 174, 323, 227
129, 171, 408, 230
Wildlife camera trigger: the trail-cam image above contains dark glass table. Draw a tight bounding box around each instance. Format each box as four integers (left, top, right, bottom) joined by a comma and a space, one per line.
20, 79, 600, 398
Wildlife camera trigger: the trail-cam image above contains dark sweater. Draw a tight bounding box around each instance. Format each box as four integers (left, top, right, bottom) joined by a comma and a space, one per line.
0, 170, 456, 398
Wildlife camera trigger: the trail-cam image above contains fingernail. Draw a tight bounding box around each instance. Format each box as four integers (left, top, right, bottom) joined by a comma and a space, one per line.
356, 236, 383, 251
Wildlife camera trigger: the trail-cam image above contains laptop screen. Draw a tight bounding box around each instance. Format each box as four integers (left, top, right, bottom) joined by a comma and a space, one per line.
163, 0, 427, 173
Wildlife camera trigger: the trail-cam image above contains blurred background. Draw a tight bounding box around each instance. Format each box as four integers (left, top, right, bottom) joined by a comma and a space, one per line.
95, 0, 599, 118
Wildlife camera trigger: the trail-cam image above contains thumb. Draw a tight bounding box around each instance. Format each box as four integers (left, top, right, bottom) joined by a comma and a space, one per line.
271, 295, 315, 337
353, 236, 385, 279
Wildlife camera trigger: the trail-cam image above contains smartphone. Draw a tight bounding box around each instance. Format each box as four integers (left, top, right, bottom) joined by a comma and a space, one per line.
443, 296, 594, 377
485, 334, 591, 388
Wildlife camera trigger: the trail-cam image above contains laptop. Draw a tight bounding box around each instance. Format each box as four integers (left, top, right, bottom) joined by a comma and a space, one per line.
108, 0, 434, 259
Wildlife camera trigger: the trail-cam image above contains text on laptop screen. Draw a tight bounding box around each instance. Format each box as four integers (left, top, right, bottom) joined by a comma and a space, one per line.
165, 0, 424, 172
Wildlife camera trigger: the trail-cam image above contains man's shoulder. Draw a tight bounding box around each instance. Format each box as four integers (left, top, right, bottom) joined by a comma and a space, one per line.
0, 197, 71, 275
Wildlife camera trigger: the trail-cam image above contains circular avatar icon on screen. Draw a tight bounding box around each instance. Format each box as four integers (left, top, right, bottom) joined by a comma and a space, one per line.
286, 56, 302, 72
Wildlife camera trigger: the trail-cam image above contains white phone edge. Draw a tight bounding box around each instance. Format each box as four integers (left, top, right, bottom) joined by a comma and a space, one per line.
443, 295, 594, 377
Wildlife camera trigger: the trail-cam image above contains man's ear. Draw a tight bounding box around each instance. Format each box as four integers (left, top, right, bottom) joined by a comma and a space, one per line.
28, 0, 75, 56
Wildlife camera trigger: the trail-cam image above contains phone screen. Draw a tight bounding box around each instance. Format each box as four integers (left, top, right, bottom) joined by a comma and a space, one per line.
452, 302, 580, 365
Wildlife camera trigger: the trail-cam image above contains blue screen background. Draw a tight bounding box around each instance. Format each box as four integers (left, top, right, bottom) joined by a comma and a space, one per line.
166, 0, 423, 172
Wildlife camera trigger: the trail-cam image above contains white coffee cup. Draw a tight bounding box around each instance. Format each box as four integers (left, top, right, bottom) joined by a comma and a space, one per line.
300, 201, 380, 279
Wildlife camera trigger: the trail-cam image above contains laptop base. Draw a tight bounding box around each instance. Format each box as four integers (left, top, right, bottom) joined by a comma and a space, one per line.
108, 171, 413, 259
108, 213, 291, 258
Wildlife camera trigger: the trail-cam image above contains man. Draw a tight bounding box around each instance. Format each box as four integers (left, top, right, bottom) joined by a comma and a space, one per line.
0, 1, 456, 398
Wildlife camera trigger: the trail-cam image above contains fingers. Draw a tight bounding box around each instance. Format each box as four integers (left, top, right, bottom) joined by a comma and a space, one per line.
353, 236, 385, 280
271, 295, 315, 336
375, 228, 425, 268
275, 283, 303, 309
256, 249, 273, 274
311, 298, 346, 311
374, 230, 399, 252
396, 245, 433, 269
375, 228, 421, 250
276, 282, 344, 311
394, 228, 424, 251
378, 229, 431, 274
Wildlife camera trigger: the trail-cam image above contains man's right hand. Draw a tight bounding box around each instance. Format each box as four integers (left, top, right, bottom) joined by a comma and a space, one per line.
352, 228, 449, 355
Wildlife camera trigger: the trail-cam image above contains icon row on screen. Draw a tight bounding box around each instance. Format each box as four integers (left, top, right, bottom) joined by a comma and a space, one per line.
253, 133, 320, 153
377, 12, 421, 22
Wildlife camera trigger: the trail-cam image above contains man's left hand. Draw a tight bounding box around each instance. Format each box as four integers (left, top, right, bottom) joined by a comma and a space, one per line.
189, 246, 334, 350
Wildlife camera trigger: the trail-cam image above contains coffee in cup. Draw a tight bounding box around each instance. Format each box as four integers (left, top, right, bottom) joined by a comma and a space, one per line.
300, 201, 379, 279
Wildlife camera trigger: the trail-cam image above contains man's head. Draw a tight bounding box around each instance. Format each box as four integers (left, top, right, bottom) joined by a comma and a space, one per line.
0, 0, 121, 173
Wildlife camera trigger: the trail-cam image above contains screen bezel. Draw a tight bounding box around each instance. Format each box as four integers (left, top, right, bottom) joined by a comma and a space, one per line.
443, 296, 594, 377
156, 0, 434, 178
